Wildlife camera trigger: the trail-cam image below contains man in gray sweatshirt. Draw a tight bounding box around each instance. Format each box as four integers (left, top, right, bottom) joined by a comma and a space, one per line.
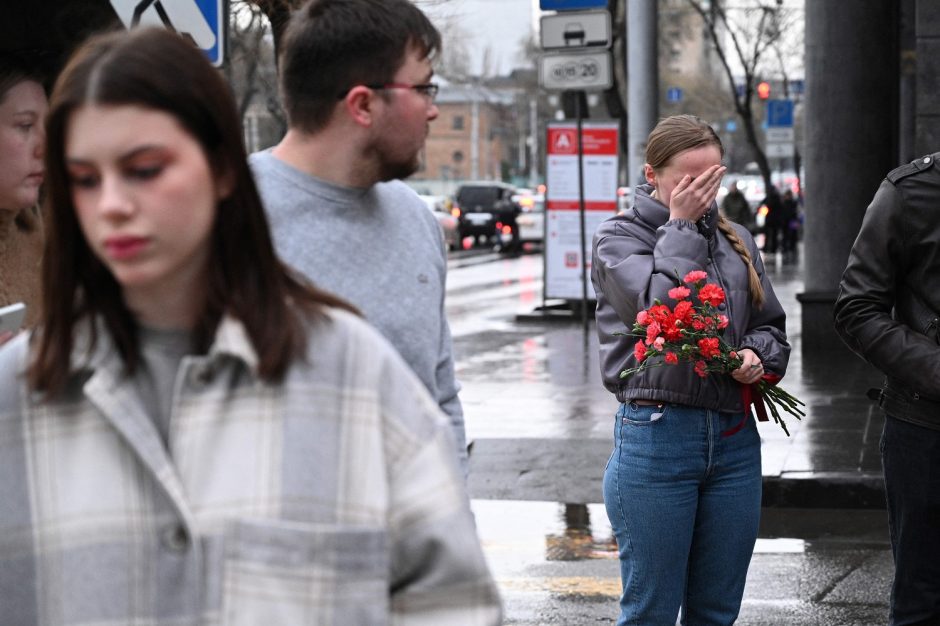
249, 0, 468, 473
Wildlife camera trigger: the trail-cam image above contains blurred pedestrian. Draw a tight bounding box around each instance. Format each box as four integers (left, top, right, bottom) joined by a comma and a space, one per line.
592, 115, 791, 625
835, 152, 940, 625
250, 0, 470, 474
0, 27, 500, 625
0, 54, 47, 344
761, 184, 784, 254
720, 180, 753, 231
780, 188, 800, 262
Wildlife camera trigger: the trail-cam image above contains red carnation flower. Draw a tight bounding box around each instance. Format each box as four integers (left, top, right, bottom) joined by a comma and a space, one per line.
634, 340, 648, 362
684, 270, 708, 284
693, 360, 708, 378
698, 283, 726, 307
668, 286, 691, 301
665, 352, 678, 364
636, 310, 651, 326
697, 337, 721, 359
674, 300, 693, 323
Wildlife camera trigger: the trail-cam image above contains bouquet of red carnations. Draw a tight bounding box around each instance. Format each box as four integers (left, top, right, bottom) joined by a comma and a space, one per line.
620, 270, 804, 436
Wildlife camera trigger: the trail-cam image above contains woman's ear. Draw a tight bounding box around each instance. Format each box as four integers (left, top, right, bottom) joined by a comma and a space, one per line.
644, 163, 656, 187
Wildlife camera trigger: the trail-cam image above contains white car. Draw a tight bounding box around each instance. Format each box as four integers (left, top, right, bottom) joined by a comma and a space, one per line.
513, 192, 544, 245
417, 194, 460, 251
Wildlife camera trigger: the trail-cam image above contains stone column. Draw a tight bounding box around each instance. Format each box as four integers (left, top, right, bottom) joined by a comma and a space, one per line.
915, 1, 940, 155
799, 1, 898, 347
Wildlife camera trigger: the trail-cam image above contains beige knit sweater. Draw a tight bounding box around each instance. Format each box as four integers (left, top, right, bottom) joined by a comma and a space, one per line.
0, 206, 44, 328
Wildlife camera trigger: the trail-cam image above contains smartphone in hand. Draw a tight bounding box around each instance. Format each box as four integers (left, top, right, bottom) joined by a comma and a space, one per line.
0, 302, 27, 335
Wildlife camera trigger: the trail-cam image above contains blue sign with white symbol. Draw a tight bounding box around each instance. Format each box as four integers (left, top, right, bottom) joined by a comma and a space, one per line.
666, 87, 683, 103
109, 0, 226, 66
766, 99, 794, 127
540, 0, 608, 10
193, 0, 223, 66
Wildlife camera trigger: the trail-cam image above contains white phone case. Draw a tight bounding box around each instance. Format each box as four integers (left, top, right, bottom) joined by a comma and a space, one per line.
0, 302, 27, 334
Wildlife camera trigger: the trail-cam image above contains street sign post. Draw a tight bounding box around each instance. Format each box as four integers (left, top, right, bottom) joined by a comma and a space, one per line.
109, 0, 225, 66
666, 87, 683, 103
540, 10, 611, 50
538, 50, 612, 91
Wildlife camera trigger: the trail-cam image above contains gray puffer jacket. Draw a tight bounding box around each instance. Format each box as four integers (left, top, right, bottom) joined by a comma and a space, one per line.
591, 184, 790, 412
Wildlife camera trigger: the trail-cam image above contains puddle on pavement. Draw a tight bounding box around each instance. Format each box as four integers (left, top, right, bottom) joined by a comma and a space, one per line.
472, 500, 822, 571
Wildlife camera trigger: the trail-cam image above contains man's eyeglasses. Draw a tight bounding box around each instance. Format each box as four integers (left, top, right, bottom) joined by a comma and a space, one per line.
338, 83, 439, 102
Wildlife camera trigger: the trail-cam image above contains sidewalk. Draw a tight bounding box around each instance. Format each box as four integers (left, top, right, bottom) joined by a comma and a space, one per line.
456, 247, 888, 510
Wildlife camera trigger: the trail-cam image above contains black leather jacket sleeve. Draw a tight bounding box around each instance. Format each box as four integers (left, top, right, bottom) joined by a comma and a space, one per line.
834, 177, 940, 398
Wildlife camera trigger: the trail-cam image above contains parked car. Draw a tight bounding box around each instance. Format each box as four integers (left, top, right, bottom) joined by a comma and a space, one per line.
513, 191, 545, 246
453, 181, 520, 249
417, 194, 460, 251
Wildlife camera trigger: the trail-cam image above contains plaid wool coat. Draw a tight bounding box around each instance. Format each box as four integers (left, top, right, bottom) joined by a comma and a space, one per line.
0, 309, 502, 625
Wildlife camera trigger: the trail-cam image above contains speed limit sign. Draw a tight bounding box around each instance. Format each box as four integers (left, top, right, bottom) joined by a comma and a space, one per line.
539, 50, 612, 91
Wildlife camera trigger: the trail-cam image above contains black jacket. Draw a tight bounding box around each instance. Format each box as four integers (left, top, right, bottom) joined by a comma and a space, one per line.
834, 152, 940, 429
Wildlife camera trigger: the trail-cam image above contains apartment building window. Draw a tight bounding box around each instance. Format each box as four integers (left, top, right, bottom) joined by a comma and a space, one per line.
452, 115, 465, 130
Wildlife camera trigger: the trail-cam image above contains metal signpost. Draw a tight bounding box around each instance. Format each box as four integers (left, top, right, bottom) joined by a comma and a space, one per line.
109, 0, 226, 66
538, 1, 615, 328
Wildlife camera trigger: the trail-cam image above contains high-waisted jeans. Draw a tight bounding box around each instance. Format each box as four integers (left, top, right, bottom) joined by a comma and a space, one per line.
604, 402, 762, 625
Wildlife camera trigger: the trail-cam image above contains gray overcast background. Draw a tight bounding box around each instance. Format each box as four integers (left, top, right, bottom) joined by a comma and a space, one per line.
423, 0, 537, 76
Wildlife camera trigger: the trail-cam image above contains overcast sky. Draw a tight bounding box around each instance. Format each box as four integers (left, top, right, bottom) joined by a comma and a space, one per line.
422, 0, 538, 76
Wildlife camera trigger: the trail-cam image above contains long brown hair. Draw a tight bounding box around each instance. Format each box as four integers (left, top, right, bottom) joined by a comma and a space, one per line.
645, 115, 765, 308
30, 28, 355, 394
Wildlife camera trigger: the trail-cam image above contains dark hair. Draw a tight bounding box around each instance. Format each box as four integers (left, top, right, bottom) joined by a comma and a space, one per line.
0, 53, 47, 104
645, 115, 765, 307
30, 27, 355, 394
280, 0, 441, 133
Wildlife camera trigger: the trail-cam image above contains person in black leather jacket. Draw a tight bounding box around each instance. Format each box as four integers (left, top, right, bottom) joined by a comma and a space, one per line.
834, 153, 940, 625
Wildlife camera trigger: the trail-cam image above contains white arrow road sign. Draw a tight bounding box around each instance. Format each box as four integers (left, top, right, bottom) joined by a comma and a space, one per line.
110, 0, 218, 61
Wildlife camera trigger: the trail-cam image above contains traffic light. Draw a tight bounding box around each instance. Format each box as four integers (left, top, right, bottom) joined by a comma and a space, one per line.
757, 81, 771, 100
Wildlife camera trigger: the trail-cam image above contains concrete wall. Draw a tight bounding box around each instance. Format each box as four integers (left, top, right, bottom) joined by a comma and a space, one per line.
915, 1, 940, 156
799, 0, 898, 346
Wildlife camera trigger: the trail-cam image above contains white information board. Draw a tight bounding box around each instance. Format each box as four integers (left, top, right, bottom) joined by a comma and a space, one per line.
544, 121, 619, 301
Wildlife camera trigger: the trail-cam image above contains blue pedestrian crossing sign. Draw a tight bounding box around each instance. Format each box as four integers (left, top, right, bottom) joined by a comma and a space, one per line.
109, 0, 226, 66
766, 99, 794, 127
540, 0, 608, 10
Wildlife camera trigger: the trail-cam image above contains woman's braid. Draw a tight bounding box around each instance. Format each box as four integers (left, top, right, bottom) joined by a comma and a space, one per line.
717, 214, 765, 308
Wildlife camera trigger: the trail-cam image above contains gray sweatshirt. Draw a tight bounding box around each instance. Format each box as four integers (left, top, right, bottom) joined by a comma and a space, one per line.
249, 150, 468, 472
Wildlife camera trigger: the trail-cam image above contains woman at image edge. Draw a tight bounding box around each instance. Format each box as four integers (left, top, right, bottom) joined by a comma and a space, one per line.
592, 115, 790, 625
0, 55, 47, 343
0, 28, 501, 624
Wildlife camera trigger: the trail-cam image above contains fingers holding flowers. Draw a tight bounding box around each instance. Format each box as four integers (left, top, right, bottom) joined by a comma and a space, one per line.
731, 348, 763, 384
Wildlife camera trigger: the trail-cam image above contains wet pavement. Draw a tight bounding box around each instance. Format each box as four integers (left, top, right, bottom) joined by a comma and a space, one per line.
447, 245, 894, 624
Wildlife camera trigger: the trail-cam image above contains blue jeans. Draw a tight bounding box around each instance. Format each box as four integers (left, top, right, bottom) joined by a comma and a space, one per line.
882, 416, 940, 625
604, 402, 762, 626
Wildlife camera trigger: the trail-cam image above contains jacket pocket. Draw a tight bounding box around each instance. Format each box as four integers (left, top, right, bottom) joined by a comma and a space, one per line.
221, 519, 389, 626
